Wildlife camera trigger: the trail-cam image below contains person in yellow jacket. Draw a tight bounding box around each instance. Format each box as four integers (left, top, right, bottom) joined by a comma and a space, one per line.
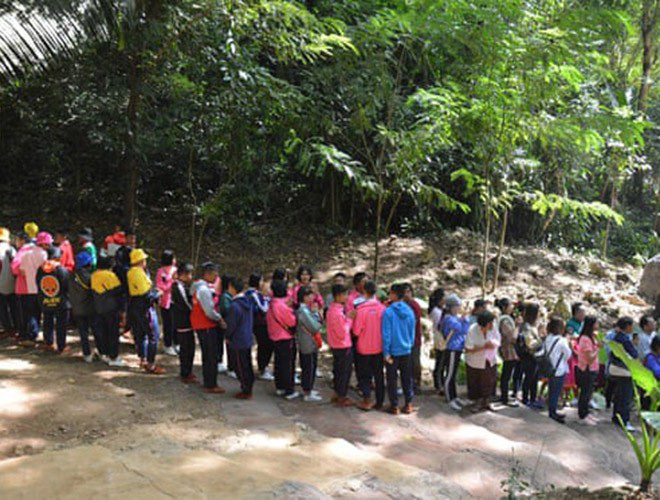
127, 249, 164, 374
91, 255, 123, 366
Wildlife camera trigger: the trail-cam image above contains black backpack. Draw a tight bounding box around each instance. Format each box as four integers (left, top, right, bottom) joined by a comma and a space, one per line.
514, 326, 529, 358
537, 337, 562, 378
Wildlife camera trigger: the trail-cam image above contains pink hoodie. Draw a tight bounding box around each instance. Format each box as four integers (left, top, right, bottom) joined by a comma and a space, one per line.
12, 244, 46, 295
352, 298, 385, 355
267, 297, 296, 342
156, 265, 177, 309
346, 289, 362, 313
326, 302, 352, 349
291, 284, 324, 310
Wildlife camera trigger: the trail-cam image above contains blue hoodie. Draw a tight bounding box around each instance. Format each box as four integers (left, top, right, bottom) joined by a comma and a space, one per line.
382, 301, 415, 358
225, 294, 254, 350
442, 314, 470, 351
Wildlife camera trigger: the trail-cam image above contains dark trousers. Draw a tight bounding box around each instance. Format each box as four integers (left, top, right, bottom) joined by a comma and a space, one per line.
548, 374, 565, 417
577, 369, 597, 419
520, 355, 539, 404
75, 314, 100, 356
412, 345, 422, 391
300, 351, 318, 393
433, 349, 446, 391
357, 353, 385, 405
196, 329, 218, 388
273, 339, 295, 394
386, 354, 414, 407
611, 375, 633, 425
500, 359, 517, 404
605, 376, 618, 408
443, 350, 462, 402
255, 324, 273, 372
18, 294, 39, 340
97, 311, 120, 359
512, 361, 522, 394
216, 327, 226, 364
332, 348, 353, 398
43, 309, 68, 350
129, 303, 157, 363
161, 307, 175, 347
0, 293, 17, 331
233, 347, 255, 395
177, 331, 195, 378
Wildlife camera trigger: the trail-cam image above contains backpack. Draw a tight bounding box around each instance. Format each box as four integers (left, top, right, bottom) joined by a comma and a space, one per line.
537, 337, 562, 378
514, 325, 529, 358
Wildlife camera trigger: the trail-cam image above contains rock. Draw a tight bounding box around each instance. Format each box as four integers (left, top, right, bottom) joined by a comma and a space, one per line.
616, 273, 631, 284
639, 254, 660, 302
584, 291, 605, 305
528, 265, 546, 279
589, 261, 609, 278
561, 259, 578, 273
622, 294, 649, 307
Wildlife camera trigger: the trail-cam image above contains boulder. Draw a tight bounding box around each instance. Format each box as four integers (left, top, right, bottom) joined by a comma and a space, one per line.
639, 254, 660, 302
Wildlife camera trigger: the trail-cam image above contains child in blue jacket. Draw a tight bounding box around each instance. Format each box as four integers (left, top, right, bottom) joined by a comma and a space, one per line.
441, 293, 470, 411
382, 283, 416, 415
225, 277, 255, 399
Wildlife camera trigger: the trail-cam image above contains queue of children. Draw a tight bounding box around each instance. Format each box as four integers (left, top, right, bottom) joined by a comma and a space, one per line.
0, 222, 658, 427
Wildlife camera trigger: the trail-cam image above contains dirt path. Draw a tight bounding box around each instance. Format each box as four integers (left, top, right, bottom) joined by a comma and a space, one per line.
0, 332, 654, 499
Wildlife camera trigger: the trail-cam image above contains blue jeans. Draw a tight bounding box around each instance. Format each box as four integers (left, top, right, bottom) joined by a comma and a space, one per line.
548, 374, 565, 417
386, 354, 414, 407
43, 309, 68, 351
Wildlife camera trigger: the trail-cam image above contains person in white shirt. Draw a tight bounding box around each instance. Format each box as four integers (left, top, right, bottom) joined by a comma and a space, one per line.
542, 317, 572, 424
465, 311, 501, 412
428, 288, 445, 393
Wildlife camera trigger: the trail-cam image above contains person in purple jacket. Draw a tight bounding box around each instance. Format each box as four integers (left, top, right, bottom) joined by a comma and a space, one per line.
225, 276, 255, 400
441, 293, 470, 411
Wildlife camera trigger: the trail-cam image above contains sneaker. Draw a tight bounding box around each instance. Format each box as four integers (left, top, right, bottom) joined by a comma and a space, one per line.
234, 392, 253, 400
387, 406, 401, 415
579, 417, 597, 426
100, 355, 110, 364
530, 401, 545, 410
449, 399, 462, 411
204, 386, 225, 394
227, 371, 238, 379
357, 399, 374, 411
181, 374, 198, 384
304, 393, 323, 402
285, 391, 301, 400
315, 368, 323, 378
275, 389, 286, 396
83, 354, 93, 363
457, 398, 471, 406
550, 414, 566, 424
174, 345, 181, 354
625, 422, 637, 433
217, 362, 227, 373
336, 397, 354, 407
294, 374, 301, 385
589, 400, 598, 410
164, 346, 177, 356
506, 400, 520, 408
402, 403, 415, 415
108, 357, 124, 367
259, 370, 275, 381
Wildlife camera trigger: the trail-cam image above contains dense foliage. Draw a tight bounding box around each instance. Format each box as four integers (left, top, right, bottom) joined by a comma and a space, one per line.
0, 0, 658, 272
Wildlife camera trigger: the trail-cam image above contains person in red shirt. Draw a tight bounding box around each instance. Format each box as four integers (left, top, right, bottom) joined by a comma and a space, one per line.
352, 280, 386, 410
327, 283, 354, 407
54, 229, 75, 273
404, 283, 423, 393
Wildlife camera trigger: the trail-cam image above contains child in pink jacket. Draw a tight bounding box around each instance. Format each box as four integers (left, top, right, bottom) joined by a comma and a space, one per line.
267, 279, 298, 399
12, 232, 47, 343
352, 280, 386, 410
327, 284, 353, 406
156, 250, 177, 356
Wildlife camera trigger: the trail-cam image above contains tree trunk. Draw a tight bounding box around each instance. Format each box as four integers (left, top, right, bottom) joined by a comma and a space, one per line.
481, 165, 492, 298
633, 0, 660, 203
602, 181, 618, 259
373, 194, 384, 280
121, 55, 142, 227
491, 207, 508, 293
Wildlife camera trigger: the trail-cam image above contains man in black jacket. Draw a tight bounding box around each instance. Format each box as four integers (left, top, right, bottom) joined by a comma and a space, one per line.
37, 246, 70, 352
172, 263, 196, 383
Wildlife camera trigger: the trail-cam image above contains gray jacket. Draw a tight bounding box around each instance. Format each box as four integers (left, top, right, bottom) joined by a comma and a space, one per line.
69, 268, 95, 317
0, 243, 15, 295
295, 304, 322, 355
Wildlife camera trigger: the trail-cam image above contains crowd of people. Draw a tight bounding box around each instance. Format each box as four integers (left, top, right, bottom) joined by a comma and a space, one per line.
0, 222, 658, 427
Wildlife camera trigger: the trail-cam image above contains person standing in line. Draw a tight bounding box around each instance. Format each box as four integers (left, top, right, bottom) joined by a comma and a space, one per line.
542, 317, 572, 424
428, 288, 445, 394
69, 251, 97, 362
465, 311, 500, 412
77, 228, 97, 270
267, 279, 298, 399
225, 277, 255, 400
518, 303, 544, 409
441, 293, 470, 411
326, 283, 354, 407
496, 298, 519, 407
382, 283, 416, 415
91, 254, 124, 366
403, 283, 423, 394
0, 228, 17, 337
54, 229, 75, 273
353, 280, 386, 411
36, 246, 70, 353
171, 263, 196, 384
609, 316, 638, 432
127, 248, 164, 374
156, 249, 178, 356
190, 262, 225, 393
295, 286, 323, 402
13, 231, 47, 345
576, 316, 600, 425
245, 272, 274, 381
